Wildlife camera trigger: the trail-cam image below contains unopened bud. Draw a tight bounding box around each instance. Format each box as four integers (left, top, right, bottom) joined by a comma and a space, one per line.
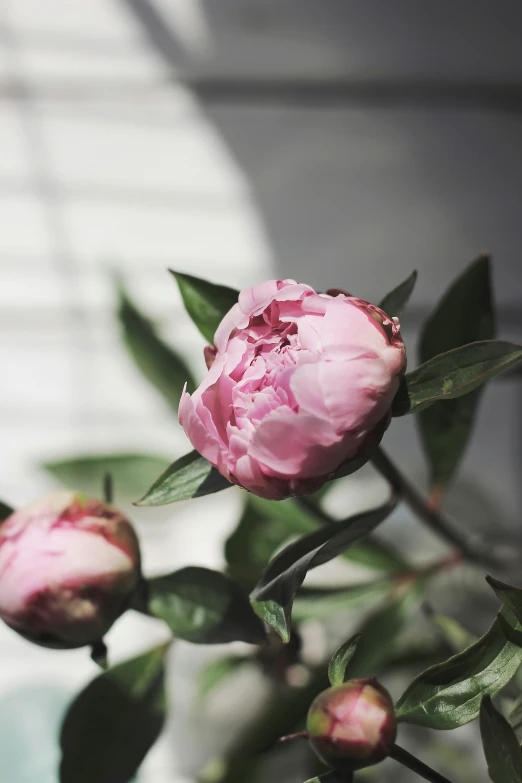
306, 678, 397, 770
0, 491, 141, 649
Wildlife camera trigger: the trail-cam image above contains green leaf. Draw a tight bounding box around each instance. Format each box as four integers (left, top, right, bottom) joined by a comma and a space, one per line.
395, 606, 522, 729
60, 644, 167, 783
379, 270, 418, 318
250, 599, 292, 644
146, 566, 266, 645
509, 695, 522, 744
397, 341, 522, 416
116, 280, 195, 411
426, 609, 476, 654
198, 655, 250, 699
250, 499, 396, 639
135, 450, 231, 506
43, 453, 171, 501
170, 270, 239, 344
480, 696, 522, 783
292, 580, 391, 622
328, 634, 362, 686
418, 256, 495, 489
487, 576, 522, 627
0, 500, 13, 521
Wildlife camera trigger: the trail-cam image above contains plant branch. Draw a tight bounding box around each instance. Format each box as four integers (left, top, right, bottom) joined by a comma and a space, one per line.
371, 446, 489, 564
389, 744, 453, 783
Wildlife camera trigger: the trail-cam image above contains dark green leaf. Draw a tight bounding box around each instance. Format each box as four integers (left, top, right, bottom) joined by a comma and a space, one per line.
135, 450, 231, 505
146, 566, 266, 645
116, 280, 195, 410
43, 453, 171, 501
60, 644, 167, 783
0, 500, 13, 521
418, 256, 495, 488
395, 606, 522, 729
328, 634, 362, 686
198, 655, 250, 699
292, 580, 391, 622
379, 270, 418, 318
509, 695, 522, 744
170, 270, 239, 344
487, 576, 522, 627
397, 341, 522, 416
480, 695, 522, 783
250, 499, 396, 639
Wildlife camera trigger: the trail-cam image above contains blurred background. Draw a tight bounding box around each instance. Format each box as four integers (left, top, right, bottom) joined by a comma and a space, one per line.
0, 1, 521, 781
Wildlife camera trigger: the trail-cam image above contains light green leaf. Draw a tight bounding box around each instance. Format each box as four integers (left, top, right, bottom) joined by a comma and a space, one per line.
146, 567, 266, 645
328, 634, 362, 686
116, 280, 195, 411
60, 645, 168, 783
292, 580, 391, 622
250, 499, 396, 639
487, 575, 522, 627
395, 606, 522, 729
251, 599, 292, 644
43, 453, 171, 501
480, 695, 522, 783
170, 270, 239, 344
198, 655, 250, 699
395, 341, 522, 416
136, 450, 231, 506
418, 255, 495, 489
379, 270, 418, 318
0, 500, 13, 521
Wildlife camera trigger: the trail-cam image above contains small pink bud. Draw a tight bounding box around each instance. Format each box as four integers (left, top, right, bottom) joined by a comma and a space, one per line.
0, 491, 141, 649
306, 678, 397, 770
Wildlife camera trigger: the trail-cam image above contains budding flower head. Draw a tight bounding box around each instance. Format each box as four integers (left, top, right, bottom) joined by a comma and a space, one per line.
306, 678, 397, 771
0, 491, 141, 649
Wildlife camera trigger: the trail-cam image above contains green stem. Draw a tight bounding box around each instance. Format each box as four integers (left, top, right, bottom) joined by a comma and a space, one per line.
371, 447, 486, 564
389, 744, 453, 783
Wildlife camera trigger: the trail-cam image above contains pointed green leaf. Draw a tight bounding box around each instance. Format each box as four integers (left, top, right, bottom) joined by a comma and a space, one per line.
250, 499, 395, 638
395, 606, 522, 729
198, 655, 250, 699
43, 453, 171, 501
60, 644, 168, 783
116, 280, 195, 411
328, 634, 362, 686
487, 575, 522, 627
418, 256, 495, 489
251, 599, 292, 644
136, 450, 231, 505
396, 341, 522, 416
379, 270, 418, 318
146, 567, 266, 645
425, 608, 476, 654
0, 500, 13, 521
480, 696, 522, 783
170, 270, 239, 344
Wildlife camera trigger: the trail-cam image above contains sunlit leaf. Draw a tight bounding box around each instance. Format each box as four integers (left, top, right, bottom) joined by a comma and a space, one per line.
250, 499, 395, 639
395, 606, 522, 729
379, 270, 418, 318
170, 270, 239, 344
43, 453, 171, 501
116, 280, 195, 410
136, 450, 231, 505
328, 634, 362, 686
60, 645, 168, 783
145, 567, 266, 645
418, 256, 495, 489
480, 695, 522, 783
395, 341, 522, 416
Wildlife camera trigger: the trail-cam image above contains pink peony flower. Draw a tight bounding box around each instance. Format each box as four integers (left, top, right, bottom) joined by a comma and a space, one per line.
179, 279, 406, 500
0, 491, 141, 648
306, 678, 397, 770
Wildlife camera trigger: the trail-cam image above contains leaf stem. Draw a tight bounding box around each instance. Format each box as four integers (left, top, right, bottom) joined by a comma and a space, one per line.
389, 744, 453, 783
371, 447, 485, 563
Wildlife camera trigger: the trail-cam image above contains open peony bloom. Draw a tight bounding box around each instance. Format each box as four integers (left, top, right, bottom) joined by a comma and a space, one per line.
0, 491, 141, 649
179, 279, 406, 500
306, 678, 397, 770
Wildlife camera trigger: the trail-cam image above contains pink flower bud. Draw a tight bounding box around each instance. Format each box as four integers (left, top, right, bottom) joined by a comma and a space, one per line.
306, 679, 397, 770
0, 491, 141, 649
179, 279, 406, 500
